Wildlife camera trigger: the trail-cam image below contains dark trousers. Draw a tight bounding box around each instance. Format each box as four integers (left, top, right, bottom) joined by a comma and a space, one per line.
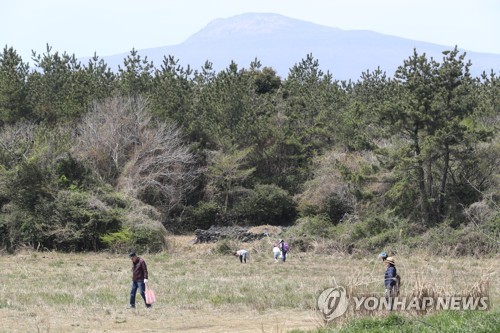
130, 280, 151, 307
385, 285, 395, 311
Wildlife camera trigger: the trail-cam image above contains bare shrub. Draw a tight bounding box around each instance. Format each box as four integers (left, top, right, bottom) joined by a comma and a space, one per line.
116, 198, 168, 252
464, 200, 494, 226
118, 121, 197, 215
75, 96, 145, 182
0, 120, 36, 164
74, 96, 198, 214
294, 150, 376, 222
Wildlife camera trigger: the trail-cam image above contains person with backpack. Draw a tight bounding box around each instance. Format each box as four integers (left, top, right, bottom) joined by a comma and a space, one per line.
384, 256, 399, 310
278, 239, 289, 262
128, 251, 152, 309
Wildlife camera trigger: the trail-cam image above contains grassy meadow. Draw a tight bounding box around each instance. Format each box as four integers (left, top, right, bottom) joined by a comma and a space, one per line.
0, 236, 498, 333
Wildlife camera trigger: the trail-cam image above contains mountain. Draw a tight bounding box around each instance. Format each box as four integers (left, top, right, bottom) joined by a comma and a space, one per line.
96, 13, 500, 81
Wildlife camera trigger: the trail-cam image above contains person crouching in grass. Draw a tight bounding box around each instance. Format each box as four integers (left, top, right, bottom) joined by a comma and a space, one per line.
234, 249, 249, 263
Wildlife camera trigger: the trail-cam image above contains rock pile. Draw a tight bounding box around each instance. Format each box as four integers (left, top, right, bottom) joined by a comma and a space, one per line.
194, 225, 269, 243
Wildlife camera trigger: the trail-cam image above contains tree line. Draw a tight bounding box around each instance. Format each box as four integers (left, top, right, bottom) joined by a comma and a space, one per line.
0, 45, 498, 253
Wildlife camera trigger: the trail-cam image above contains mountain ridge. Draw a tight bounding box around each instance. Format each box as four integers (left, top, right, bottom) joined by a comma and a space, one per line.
94, 13, 500, 80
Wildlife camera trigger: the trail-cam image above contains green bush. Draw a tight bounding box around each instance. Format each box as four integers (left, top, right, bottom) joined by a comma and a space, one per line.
236, 184, 296, 225
417, 224, 499, 256
2, 189, 124, 252
120, 198, 168, 253
382, 180, 420, 220
0, 213, 11, 251
356, 228, 400, 252
54, 153, 88, 189
0, 208, 33, 250
100, 191, 129, 209
482, 211, 500, 235
100, 227, 133, 253
340, 214, 400, 243
51, 190, 122, 251
287, 215, 335, 238
130, 226, 167, 253
101, 218, 167, 254
362, 216, 390, 236
286, 236, 315, 253
324, 193, 354, 224
214, 239, 238, 255
187, 201, 221, 231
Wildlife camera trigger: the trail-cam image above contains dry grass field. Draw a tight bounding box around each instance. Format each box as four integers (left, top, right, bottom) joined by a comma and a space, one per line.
0, 236, 498, 333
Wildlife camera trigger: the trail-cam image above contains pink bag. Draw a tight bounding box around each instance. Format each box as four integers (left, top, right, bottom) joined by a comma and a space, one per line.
145, 285, 156, 305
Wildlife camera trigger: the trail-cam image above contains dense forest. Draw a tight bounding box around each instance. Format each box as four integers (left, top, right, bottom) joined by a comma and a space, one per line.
0, 45, 498, 254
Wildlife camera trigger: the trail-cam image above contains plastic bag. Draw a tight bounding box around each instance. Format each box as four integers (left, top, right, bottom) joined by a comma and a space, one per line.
145, 286, 156, 305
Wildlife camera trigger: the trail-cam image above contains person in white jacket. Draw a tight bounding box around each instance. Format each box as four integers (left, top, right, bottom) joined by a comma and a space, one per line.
234, 249, 249, 263
272, 244, 281, 262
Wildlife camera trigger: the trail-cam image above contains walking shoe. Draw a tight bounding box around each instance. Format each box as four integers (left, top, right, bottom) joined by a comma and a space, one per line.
127, 305, 135, 309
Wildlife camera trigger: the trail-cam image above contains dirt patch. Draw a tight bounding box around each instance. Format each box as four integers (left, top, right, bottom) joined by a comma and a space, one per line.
0, 307, 321, 333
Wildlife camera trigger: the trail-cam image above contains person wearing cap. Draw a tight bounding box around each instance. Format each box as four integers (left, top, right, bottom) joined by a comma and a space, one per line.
384, 256, 397, 310
128, 251, 151, 309
379, 251, 388, 261
234, 249, 249, 263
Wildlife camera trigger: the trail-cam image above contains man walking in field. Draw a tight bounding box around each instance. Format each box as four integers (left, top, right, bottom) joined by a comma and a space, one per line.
128, 251, 152, 309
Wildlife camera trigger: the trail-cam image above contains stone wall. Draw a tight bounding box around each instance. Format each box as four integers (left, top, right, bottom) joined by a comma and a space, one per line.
194, 225, 269, 243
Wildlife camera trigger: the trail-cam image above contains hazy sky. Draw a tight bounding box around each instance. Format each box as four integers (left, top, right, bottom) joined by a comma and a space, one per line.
2, 0, 499, 63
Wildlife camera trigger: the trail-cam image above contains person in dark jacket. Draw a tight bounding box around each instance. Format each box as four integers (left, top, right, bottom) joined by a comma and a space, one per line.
128, 252, 151, 309
384, 256, 397, 310
278, 239, 288, 262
